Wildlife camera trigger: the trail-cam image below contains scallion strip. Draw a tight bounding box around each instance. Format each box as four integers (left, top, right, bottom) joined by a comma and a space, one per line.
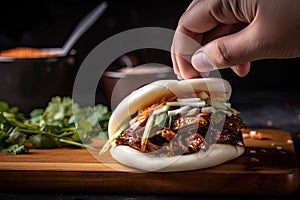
226, 106, 240, 115
167, 106, 190, 116
184, 101, 206, 107
198, 91, 209, 100
140, 111, 155, 152
166, 100, 205, 107
99, 128, 123, 155
223, 103, 231, 108
177, 98, 202, 103
165, 101, 181, 107
210, 101, 227, 110
153, 105, 170, 115
201, 106, 216, 113
220, 110, 232, 117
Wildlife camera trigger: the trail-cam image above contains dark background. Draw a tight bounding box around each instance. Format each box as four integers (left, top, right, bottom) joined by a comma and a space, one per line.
0, 0, 300, 199
1, 0, 299, 127
1, 0, 299, 93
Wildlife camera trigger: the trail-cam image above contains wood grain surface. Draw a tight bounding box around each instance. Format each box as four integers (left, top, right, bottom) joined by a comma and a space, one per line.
0, 129, 299, 196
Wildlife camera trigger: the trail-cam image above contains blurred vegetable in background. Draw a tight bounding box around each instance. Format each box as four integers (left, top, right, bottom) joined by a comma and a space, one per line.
0, 96, 111, 154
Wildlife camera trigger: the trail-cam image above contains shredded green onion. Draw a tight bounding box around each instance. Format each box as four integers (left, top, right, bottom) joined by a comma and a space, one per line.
99, 128, 123, 155
167, 106, 190, 116
198, 91, 209, 100
166, 100, 205, 107
141, 112, 155, 152
177, 98, 202, 103
98, 94, 241, 156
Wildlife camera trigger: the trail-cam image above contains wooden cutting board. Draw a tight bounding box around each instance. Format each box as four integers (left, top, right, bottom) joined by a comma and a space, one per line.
0, 129, 299, 196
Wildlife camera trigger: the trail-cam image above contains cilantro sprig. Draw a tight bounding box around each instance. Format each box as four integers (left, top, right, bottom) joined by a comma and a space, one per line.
0, 96, 111, 154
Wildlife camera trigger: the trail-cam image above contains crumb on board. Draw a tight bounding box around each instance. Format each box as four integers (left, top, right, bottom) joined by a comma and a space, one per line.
271, 143, 276, 147
242, 133, 250, 138
250, 157, 260, 163
275, 146, 283, 150
249, 130, 257, 136
279, 151, 286, 155
248, 130, 264, 140
249, 150, 256, 154
260, 149, 267, 153
286, 139, 293, 144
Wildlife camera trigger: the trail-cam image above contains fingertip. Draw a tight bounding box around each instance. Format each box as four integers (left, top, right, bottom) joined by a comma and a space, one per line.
180, 69, 209, 79
191, 51, 216, 72
176, 55, 205, 79
180, 67, 203, 79
231, 63, 251, 77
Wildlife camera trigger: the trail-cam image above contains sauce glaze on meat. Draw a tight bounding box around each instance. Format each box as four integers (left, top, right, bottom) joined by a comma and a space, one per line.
116, 110, 246, 157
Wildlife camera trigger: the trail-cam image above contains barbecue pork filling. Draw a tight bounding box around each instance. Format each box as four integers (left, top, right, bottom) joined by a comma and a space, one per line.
115, 111, 246, 157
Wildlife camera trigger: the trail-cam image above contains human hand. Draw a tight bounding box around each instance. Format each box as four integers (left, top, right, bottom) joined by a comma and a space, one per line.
171, 0, 300, 79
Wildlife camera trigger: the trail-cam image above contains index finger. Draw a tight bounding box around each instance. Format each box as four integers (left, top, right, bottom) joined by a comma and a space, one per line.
171, 0, 219, 79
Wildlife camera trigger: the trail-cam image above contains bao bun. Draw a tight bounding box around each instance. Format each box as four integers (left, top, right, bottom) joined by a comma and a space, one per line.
108, 78, 245, 172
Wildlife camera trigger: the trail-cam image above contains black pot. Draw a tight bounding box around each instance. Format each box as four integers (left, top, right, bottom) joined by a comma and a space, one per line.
0, 49, 77, 115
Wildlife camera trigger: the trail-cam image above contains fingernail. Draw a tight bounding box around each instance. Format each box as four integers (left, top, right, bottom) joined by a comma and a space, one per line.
192, 52, 215, 72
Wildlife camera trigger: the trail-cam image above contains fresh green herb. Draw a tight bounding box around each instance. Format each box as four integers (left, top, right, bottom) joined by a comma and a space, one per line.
167, 114, 177, 128
0, 96, 111, 154
154, 112, 168, 128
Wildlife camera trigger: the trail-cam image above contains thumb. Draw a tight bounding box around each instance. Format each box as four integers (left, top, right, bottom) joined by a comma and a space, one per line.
191, 24, 262, 73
